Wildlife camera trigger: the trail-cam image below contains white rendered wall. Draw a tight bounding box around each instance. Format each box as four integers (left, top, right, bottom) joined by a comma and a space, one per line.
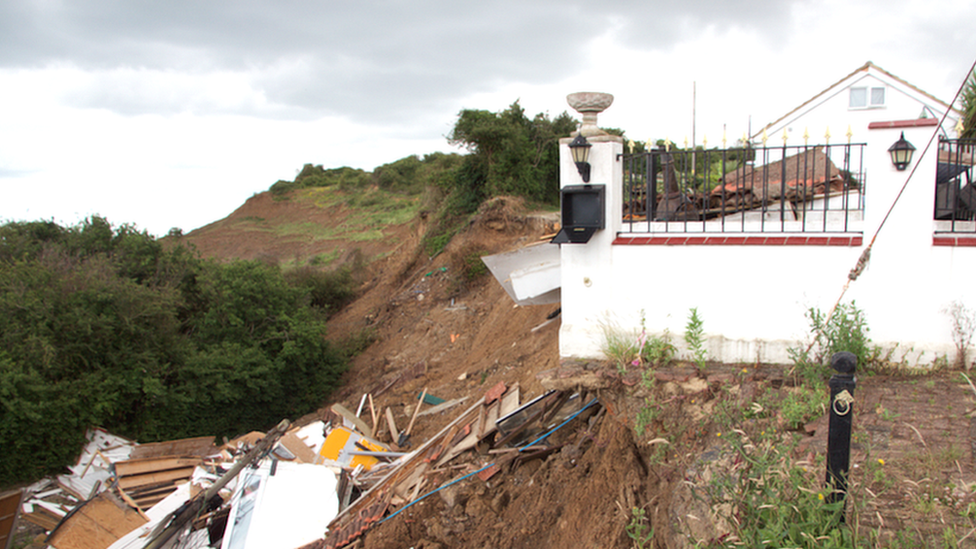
763, 70, 958, 145
558, 123, 976, 366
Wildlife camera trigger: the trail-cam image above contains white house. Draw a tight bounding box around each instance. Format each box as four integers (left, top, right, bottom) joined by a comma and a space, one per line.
552, 65, 974, 368
755, 61, 960, 145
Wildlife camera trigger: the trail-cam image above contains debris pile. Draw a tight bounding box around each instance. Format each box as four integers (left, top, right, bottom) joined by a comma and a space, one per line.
6, 381, 602, 549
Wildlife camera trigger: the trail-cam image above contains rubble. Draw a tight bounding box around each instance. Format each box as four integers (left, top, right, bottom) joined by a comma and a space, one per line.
7, 379, 603, 549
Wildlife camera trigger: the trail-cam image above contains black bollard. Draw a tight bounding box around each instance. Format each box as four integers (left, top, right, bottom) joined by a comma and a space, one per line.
825, 351, 857, 518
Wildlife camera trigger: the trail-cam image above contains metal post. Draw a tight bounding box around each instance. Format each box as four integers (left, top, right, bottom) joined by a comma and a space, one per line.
826, 351, 857, 517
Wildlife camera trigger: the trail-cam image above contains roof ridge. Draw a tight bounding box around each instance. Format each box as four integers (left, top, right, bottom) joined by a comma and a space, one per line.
752, 61, 958, 139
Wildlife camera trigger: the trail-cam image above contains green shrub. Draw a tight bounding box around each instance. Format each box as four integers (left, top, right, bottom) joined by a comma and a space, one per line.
696, 431, 852, 548
685, 307, 707, 368
0, 218, 349, 486
801, 301, 874, 370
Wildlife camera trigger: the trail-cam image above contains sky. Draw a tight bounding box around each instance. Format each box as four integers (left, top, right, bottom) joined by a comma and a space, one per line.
1, 1, 974, 236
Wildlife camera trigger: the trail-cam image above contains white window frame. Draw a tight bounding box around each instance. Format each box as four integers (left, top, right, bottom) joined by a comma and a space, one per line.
849, 86, 886, 109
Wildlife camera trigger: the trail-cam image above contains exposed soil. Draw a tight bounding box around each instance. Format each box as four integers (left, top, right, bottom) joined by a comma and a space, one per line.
180, 189, 976, 548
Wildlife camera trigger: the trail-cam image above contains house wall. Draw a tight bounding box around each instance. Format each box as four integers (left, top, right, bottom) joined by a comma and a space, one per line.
558, 122, 976, 367
764, 68, 958, 146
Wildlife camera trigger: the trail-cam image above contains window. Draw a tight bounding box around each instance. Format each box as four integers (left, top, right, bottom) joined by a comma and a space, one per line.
849, 86, 885, 108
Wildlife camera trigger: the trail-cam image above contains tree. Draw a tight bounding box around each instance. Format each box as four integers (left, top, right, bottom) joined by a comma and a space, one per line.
960, 71, 976, 140
0, 217, 349, 485
448, 101, 577, 205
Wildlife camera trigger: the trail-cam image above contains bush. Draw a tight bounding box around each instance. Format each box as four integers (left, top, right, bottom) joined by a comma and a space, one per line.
804, 301, 874, 368
0, 218, 349, 486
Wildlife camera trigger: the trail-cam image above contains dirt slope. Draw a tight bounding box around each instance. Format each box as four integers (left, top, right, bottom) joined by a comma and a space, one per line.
184, 189, 976, 548
182, 191, 665, 548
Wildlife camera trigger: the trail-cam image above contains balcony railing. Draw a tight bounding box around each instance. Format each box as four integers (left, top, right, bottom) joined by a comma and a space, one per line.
934, 137, 976, 233
620, 143, 865, 234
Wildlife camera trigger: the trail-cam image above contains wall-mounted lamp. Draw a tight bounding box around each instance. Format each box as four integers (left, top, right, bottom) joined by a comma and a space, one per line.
568, 133, 592, 182
888, 131, 915, 171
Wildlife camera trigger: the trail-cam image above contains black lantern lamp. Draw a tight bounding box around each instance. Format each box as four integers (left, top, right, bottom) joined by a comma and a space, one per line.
888, 132, 915, 171
568, 133, 592, 182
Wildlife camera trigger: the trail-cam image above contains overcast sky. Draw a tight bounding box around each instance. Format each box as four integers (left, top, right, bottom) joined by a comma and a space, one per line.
1, 0, 974, 236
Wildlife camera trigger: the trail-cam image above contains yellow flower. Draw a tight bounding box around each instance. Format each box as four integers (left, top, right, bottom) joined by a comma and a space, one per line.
742, 368, 748, 373
717, 432, 722, 437
878, 458, 885, 466
818, 493, 825, 501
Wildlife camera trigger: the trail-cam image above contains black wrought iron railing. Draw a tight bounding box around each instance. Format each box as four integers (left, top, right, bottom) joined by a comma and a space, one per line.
620, 143, 866, 233
934, 137, 976, 233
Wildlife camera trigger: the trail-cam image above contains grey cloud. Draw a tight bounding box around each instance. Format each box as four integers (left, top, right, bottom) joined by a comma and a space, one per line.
0, 0, 808, 124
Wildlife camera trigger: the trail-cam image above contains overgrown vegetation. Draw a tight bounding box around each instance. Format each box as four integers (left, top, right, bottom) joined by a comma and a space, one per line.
696, 430, 852, 548
684, 307, 708, 369
0, 217, 355, 486
788, 301, 877, 384
269, 101, 578, 261
960, 70, 976, 140
944, 300, 976, 370
600, 311, 676, 372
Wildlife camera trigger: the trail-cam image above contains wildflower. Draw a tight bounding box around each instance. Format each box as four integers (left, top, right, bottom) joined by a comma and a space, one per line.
631, 359, 640, 367
878, 458, 885, 466
818, 493, 825, 501
717, 432, 722, 437
742, 368, 748, 373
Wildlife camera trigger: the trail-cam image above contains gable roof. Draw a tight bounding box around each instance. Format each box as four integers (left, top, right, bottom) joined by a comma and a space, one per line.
753, 61, 960, 140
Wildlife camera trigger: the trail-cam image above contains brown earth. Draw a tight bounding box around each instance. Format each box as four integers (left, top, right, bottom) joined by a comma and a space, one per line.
181, 189, 976, 548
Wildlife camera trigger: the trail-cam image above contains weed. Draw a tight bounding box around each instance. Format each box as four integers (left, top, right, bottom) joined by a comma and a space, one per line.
625, 507, 654, 549
337, 327, 377, 358
877, 405, 900, 422
635, 397, 659, 438
600, 312, 675, 372
685, 307, 707, 368
779, 387, 827, 430
640, 328, 676, 368
695, 430, 853, 548
944, 300, 976, 370
804, 301, 874, 368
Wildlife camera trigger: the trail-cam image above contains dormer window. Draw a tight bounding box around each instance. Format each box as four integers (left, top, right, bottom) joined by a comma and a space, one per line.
850, 86, 885, 109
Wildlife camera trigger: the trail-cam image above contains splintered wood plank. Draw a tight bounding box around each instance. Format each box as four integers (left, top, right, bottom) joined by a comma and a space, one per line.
0, 489, 24, 549
47, 492, 147, 549
483, 401, 500, 437
278, 431, 320, 464
114, 457, 202, 477
116, 467, 195, 490
499, 383, 520, 417
384, 407, 400, 443
22, 511, 60, 532
128, 436, 216, 460
332, 404, 373, 438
